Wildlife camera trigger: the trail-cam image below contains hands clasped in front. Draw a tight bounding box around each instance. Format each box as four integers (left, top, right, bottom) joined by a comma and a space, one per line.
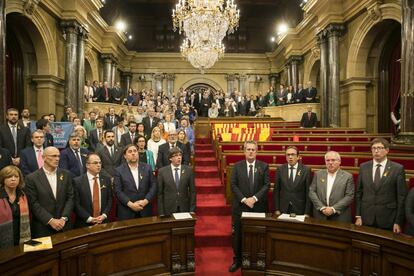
128, 199, 149, 212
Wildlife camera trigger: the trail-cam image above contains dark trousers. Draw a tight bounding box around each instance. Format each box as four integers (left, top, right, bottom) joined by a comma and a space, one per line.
231, 215, 242, 262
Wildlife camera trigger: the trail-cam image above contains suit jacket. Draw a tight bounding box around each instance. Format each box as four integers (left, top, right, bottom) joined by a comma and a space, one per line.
44, 133, 54, 148
405, 188, 414, 236
142, 116, 160, 138
0, 147, 12, 171
96, 145, 124, 177
19, 147, 42, 176
25, 168, 74, 238
0, 124, 31, 157
97, 87, 111, 102
120, 132, 137, 148
157, 165, 196, 216
73, 174, 113, 228
309, 169, 354, 222
273, 163, 312, 215
59, 147, 88, 177
157, 142, 190, 169
104, 115, 119, 130
356, 160, 407, 229
304, 87, 317, 102
231, 160, 270, 216
300, 112, 318, 128
88, 128, 104, 151
113, 162, 157, 220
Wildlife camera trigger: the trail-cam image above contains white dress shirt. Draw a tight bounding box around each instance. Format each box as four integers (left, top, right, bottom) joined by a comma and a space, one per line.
43, 167, 57, 199
86, 172, 108, 222
288, 162, 299, 183
242, 160, 258, 202
326, 170, 338, 206
129, 164, 139, 190
171, 164, 181, 183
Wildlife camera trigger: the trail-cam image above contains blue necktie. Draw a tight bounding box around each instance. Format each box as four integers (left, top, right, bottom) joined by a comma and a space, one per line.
174, 168, 180, 190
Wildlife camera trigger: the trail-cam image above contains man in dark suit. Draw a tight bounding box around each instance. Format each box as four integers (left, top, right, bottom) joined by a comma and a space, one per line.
89, 117, 105, 151
304, 81, 317, 102
36, 118, 54, 147
157, 147, 196, 216
120, 121, 138, 147
309, 151, 354, 222
104, 107, 119, 130
61, 106, 72, 122
73, 153, 112, 228
96, 130, 123, 177
112, 82, 123, 104
17, 108, 31, 128
0, 108, 31, 166
114, 144, 157, 220
229, 140, 270, 272
142, 109, 160, 138
59, 133, 88, 177
355, 138, 407, 233
25, 146, 74, 238
274, 146, 312, 216
157, 130, 190, 168
300, 105, 318, 128
20, 130, 45, 176
293, 83, 305, 103
97, 81, 112, 103
276, 84, 287, 105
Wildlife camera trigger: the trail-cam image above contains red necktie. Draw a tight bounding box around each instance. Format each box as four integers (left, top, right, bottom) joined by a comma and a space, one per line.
92, 177, 100, 217
37, 149, 44, 168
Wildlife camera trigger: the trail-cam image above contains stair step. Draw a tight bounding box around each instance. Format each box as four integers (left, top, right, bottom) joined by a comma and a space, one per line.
197, 194, 227, 206
195, 166, 218, 173
195, 149, 215, 157
196, 185, 224, 194
195, 178, 222, 186
195, 216, 232, 247
195, 157, 216, 162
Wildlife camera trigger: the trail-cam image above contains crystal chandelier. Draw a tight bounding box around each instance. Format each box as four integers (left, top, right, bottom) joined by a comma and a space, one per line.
172, 0, 240, 71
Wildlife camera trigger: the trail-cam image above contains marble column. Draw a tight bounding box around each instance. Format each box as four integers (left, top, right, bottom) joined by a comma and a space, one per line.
327, 24, 344, 127
101, 54, 113, 85
0, 0, 5, 121
286, 65, 292, 86
166, 73, 175, 99
226, 74, 236, 96
61, 20, 80, 112
269, 73, 280, 91
395, 0, 414, 143
289, 56, 303, 89
317, 29, 329, 127
111, 62, 117, 87
122, 72, 132, 96
239, 74, 247, 95
154, 73, 164, 96
77, 28, 87, 115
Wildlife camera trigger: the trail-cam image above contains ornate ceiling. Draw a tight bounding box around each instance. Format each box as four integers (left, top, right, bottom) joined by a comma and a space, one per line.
100, 0, 303, 53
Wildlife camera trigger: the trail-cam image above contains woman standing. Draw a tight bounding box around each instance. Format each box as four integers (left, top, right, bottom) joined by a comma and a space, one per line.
134, 135, 155, 172
147, 127, 166, 166
0, 166, 31, 249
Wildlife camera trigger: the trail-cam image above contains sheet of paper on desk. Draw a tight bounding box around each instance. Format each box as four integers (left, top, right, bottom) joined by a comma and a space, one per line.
277, 214, 306, 222
241, 212, 266, 218
173, 212, 193, 220
23, 236, 53, 252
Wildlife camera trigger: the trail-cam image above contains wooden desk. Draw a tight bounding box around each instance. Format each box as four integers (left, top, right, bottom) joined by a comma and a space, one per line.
0, 216, 196, 276
241, 215, 414, 275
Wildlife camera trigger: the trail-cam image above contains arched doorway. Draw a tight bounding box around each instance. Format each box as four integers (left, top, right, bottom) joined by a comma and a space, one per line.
378, 22, 401, 133
185, 83, 218, 95
309, 60, 321, 98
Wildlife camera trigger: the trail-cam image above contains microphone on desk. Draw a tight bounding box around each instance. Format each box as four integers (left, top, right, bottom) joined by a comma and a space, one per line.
287, 201, 296, 218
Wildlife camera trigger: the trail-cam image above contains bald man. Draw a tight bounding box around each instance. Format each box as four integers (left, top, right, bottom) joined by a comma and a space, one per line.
25, 147, 74, 238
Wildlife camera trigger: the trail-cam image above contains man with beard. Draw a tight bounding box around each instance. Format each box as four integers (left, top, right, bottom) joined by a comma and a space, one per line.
97, 130, 123, 177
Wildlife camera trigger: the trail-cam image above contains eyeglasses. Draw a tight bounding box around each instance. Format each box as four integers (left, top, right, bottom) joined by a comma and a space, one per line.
371, 147, 385, 151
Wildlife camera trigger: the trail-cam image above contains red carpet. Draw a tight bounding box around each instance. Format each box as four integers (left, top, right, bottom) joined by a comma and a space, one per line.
194, 139, 240, 275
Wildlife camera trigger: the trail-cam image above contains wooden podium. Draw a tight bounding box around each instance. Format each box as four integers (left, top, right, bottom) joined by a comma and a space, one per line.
263, 103, 320, 121
241, 214, 414, 275
0, 216, 196, 276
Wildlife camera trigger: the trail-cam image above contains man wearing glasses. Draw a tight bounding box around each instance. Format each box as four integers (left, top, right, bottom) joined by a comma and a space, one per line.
273, 146, 312, 216
355, 138, 408, 233
73, 153, 112, 228
25, 147, 74, 238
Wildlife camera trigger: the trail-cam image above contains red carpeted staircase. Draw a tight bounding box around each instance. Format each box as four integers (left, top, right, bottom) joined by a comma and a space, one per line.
194, 138, 241, 275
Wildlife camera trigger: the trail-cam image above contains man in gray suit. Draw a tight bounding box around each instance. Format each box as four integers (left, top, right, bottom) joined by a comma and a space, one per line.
309, 151, 354, 222
355, 138, 407, 233
25, 147, 74, 238
274, 146, 312, 216
157, 147, 196, 216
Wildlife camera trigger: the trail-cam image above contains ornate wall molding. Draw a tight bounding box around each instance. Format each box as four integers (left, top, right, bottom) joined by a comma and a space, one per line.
23, 0, 40, 16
